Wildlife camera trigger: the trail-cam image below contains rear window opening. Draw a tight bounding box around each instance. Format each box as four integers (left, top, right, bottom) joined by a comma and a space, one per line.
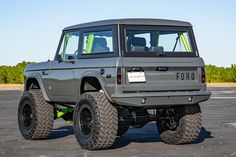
123, 26, 198, 57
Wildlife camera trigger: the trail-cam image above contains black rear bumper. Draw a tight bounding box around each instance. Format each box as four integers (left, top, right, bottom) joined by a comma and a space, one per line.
111, 91, 211, 107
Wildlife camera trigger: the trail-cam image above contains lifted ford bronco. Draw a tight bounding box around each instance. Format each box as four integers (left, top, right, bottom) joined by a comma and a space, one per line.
18, 19, 211, 150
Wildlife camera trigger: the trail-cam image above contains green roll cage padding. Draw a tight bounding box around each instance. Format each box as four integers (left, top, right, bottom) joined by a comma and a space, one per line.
62, 33, 72, 60
179, 33, 191, 52
85, 33, 94, 54
56, 107, 74, 119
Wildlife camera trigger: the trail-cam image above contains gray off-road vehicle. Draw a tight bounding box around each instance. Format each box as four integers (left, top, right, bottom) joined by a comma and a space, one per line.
18, 18, 211, 150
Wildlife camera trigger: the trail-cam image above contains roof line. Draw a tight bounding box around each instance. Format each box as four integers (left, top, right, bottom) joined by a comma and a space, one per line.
64, 18, 192, 30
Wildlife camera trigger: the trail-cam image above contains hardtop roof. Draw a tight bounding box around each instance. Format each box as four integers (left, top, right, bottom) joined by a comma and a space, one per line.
63, 18, 192, 30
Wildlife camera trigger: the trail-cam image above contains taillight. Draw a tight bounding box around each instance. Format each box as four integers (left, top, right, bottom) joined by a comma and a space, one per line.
201, 67, 206, 83
117, 67, 122, 85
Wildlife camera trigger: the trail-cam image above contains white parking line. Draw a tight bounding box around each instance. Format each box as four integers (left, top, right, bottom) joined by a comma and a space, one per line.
225, 123, 236, 127
211, 97, 236, 99
211, 90, 236, 94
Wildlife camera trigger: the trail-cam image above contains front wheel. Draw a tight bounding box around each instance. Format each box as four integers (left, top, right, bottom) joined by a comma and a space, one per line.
73, 92, 118, 150
18, 90, 54, 139
156, 104, 201, 144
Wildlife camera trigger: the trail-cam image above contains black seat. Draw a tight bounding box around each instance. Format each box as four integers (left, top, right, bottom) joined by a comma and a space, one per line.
92, 37, 110, 53
130, 37, 147, 52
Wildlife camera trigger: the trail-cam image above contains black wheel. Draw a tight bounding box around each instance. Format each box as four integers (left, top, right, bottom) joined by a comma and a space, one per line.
18, 90, 54, 139
117, 121, 129, 136
156, 104, 201, 144
73, 92, 118, 150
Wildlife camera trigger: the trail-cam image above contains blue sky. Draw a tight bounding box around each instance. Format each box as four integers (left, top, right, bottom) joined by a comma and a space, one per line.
0, 0, 235, 67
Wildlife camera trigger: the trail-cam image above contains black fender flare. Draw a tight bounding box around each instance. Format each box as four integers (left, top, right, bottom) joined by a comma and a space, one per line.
25, 73, 50, 101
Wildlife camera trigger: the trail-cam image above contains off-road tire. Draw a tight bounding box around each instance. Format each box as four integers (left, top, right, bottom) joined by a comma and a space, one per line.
18, 90, 54, 139
117, 121, 129, 136
73, 92, 118, 150
157, 104, 201, 144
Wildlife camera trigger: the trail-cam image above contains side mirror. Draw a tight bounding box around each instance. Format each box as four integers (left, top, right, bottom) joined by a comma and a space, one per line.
56, 54, 62, 62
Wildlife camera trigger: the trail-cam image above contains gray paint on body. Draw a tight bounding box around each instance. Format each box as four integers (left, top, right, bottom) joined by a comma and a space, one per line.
24, 18, 211, 107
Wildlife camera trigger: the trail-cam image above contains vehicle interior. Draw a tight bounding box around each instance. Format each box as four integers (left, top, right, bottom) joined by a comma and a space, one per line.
126, 30, 192, 53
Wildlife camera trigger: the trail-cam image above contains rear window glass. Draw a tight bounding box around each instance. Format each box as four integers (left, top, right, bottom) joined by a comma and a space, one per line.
125, 28, 195, 56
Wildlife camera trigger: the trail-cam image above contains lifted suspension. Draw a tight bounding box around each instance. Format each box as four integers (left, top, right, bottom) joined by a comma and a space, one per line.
55, 106, 74, 123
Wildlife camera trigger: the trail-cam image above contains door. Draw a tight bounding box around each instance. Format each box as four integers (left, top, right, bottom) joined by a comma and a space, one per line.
50, 31, 80, 102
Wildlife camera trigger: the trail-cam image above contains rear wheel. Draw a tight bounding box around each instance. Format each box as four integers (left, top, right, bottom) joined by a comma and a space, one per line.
73, 92, 118, 150
156, 104, 201, 144
18, 90, 54, 139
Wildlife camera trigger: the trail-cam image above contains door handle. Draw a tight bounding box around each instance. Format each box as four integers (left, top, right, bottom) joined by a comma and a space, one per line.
128, 67, 144, 72
42, 70, 50, 75
68, 60, 75, 64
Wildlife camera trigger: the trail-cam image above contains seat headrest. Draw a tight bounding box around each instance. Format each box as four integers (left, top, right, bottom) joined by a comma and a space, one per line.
131, 37, 146, 47
93, 37, 107, 47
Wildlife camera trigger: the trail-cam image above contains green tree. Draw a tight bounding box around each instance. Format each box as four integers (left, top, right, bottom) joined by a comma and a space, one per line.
206, 64, 236, 83
0, 61, 33, 84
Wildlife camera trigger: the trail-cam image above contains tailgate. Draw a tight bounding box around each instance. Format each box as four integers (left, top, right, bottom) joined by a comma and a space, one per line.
122, 57, 204, 92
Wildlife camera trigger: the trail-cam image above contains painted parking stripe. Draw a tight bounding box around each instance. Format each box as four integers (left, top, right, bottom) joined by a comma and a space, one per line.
211, 90, 236, 94
211, 97, 236, 99
225, 123, 236, 127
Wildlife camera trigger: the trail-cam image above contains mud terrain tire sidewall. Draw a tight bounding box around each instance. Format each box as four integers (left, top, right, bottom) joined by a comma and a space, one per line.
73, 92, 118, 150
18, 90, 54, 139
157, 104, 202, 144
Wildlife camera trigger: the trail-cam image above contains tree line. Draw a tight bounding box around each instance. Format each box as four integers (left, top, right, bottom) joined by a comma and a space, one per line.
0, 62, 235, 83
206, 64, 236, 83
0, 61, 33, 84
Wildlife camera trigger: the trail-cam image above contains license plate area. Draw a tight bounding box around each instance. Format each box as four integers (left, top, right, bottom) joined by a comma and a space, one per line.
127, 72, 146, 83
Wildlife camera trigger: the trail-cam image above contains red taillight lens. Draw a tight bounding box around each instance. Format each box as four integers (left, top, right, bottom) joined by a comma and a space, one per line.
117, 67, 122, 85
201, 68, 206, 83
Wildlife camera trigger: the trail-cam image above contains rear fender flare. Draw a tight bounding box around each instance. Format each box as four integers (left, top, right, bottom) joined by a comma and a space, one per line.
79, 71, 113, 103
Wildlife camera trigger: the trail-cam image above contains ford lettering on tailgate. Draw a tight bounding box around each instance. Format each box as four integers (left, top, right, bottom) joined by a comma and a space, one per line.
176, 72, 195, 80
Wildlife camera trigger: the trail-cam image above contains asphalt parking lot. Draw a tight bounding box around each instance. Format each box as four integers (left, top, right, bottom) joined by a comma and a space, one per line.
0, 87, 236, 157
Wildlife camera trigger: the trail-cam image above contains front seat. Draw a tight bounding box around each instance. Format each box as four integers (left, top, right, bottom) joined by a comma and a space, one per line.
92, 37, 110, 53
130, 37, 147, 52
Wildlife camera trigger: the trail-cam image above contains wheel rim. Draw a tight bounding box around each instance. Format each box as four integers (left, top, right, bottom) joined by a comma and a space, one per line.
22, 103, 33, 130
79, 106, 93, 136
159, 108, 180, 131
166, 116, 179, 131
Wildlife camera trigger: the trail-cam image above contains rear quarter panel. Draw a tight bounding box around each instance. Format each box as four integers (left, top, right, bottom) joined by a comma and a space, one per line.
75, 57, 122, 101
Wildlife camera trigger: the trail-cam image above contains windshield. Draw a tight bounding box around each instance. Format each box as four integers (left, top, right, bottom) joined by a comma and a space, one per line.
124, 27, 197, 57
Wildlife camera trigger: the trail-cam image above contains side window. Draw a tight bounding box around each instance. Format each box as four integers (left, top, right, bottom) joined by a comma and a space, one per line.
82, 30, 113, 54
58, 31, 80, 60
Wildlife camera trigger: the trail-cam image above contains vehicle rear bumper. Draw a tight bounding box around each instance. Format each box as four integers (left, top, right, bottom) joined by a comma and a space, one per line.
111, 91, 211, 107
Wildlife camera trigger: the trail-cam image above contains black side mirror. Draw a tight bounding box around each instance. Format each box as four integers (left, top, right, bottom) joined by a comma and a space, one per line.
56, 54, 62, 62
